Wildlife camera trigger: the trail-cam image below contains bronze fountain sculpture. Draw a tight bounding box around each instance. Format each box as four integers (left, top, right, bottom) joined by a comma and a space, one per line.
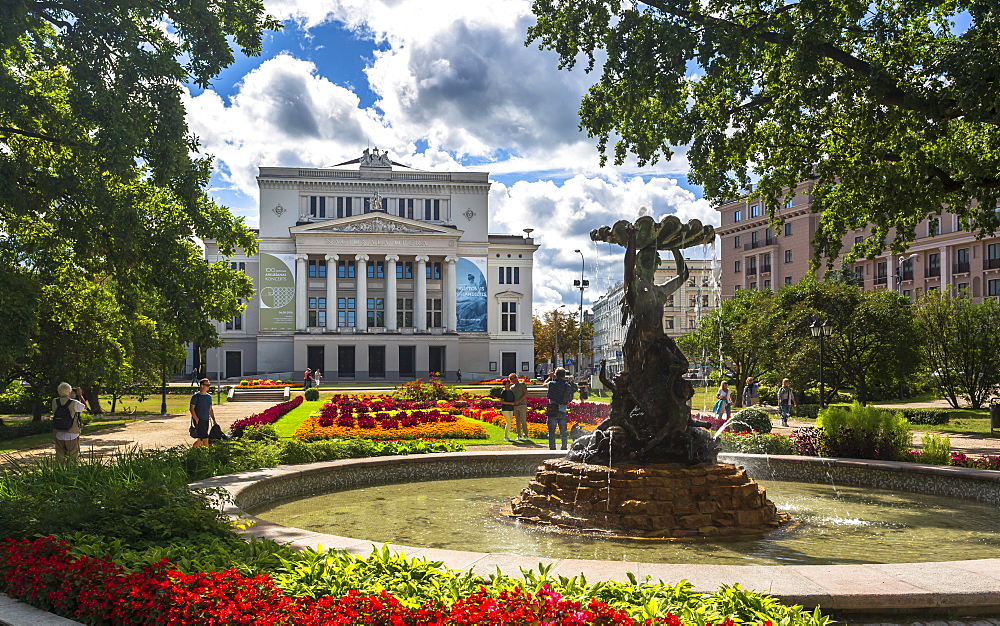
509, 215, 789, 539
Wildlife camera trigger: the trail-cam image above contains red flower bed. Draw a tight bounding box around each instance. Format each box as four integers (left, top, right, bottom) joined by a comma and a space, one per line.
0, 537, 700, 625
229, 396, 304, 437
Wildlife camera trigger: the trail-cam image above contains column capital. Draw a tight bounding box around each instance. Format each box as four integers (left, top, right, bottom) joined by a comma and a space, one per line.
324, 254, 339, 262
355, 253, 370, 262
295, 253, 308, 261
415, 255, 430, 263
444, 256, 458, 264
385, 254, 400, 262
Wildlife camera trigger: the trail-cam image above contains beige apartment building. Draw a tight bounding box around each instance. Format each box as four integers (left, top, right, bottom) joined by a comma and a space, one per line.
715, 182, 1000, 302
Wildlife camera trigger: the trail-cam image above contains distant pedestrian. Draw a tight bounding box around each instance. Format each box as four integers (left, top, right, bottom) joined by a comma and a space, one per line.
456, 369, 462, 383
777, 378, 797, 427
499, 377, 516, 441
303, 368, 312, 390
715, 381, 732, 420
743, 377, 760, 407
189, 378, 217, 448
509, 373, 529, 441
52, 382, 86, 461
190, 369, 200, 386
544, 368, 576, 450
313, 370, 322, 388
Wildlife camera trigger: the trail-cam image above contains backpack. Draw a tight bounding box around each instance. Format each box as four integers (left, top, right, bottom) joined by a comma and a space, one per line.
53, 398, 76, 431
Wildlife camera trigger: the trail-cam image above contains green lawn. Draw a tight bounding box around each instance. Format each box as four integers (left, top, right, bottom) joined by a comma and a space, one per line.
0, 418, 135, 454
0, 393, 222, 420
273, 400, 324, 437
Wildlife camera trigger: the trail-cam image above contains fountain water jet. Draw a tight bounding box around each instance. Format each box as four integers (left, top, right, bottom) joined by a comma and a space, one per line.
509, 215, 790, 539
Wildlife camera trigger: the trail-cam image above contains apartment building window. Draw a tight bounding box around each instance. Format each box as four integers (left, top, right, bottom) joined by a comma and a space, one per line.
734, 210, 742, 223
762, 253, 771, 273
336, 197, 354, 218
749, 281, 757, 289
690, 295, 697, 307
751, 230, 759, 247
308, 260, 327, 278
426, 262, 442, 279
664, 317, 674, 330
747, 256, 757, 275
500, 301, 517, 331
750, 204, 760, 218
784, 222, 792, 236
666, 295, 674, 307
337, 298, 356, 327
735, 260, 741, 273
226, 299, 244, 330
784, 276, 792, 286
763, 279, 771, 290
926, 253, 941, 278
426, 298, 442, 328
367, 261, 385, 279
396, 261, 413, 279
875, 261, 888, 285
956, 248, 971, 273
784, 250, 793, 263
928, 218, 939, 237
785, 198, 794, 208
734, 285, 742, 291
989, 279, 1000, 298
957, 282, 969, 295
423, 199, 441, 220
903, 289, 913, 300
734, 235, 741, 248
367, 298, 385, 327
702, 294, 709, 307
308, 297, 327, 327
230, 262, 246, 272
989, 244, 1000, 270
337, 260, 356, 278
498, 266, 519, 284
309, 196, 326, 218
901, 258, 915, 281
854, 236, 864, 246
397, 298, 414, 327
854, 266, 864, 287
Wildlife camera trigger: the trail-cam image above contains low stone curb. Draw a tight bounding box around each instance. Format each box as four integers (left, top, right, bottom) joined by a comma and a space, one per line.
0, 593, 80, 625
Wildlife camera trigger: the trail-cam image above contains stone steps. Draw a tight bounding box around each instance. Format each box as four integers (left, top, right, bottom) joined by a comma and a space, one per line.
229, 389, 288, 403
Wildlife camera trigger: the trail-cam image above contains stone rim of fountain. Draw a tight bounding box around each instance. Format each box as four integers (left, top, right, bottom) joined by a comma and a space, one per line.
191, 450, 1000, 617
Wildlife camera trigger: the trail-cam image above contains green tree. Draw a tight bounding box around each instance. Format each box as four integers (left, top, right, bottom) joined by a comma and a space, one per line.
678, 289, 779, 407
528, 0, 1000, 262
1, 1, 270, 396
533, 309, 584, 369
914, 290, 1000, 409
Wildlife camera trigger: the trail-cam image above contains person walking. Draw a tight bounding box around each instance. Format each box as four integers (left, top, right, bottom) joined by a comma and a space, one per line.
715, 381, 732, 420
303, 368, 312, 391
456, 369, 462, 384
189, 378, 218, 448
544, 367, 576, 450
499, 377, 516, 441
743, 376, 760, 407
52, 382, 86, 461
509, 372, 529, 441
777, 378, 797, 427
313, 370, 322, 388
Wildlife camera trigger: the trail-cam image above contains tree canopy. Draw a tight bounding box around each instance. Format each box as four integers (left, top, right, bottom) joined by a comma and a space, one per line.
528, 0, 1000, 261
0, 1, 276, 399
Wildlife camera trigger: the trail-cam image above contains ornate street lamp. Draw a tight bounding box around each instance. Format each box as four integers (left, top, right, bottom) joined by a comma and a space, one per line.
573, 249, 589, 376
810, 319, 834, 407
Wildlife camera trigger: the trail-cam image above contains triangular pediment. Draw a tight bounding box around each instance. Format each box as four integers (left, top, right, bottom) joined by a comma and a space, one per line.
291, 213, 461, 236
496, 290, 524, 298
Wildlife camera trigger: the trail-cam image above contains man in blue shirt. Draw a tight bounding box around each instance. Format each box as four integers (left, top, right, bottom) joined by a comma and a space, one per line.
544, 368, 576, 450
189, 378, 217, 448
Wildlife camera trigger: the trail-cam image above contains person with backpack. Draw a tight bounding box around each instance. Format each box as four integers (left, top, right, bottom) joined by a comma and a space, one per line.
189, 378, 218, 448
52, 382, 86, 461
544, 367, 576, 450
777, 378, 798, 427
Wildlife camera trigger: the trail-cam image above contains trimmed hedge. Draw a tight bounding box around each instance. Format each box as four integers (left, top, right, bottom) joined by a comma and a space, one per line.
733, 406, 773, 434
900, 408, 950, 425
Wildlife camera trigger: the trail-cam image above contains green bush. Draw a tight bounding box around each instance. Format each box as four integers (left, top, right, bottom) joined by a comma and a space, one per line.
733, 406, 772, 433
815, 403, 912, 460
242, 424, 279, 441
303, 387, 320, 401
791, 404, 821, 420
919, 432, 951, 465
0, 418, 55, 441
901, 408, 950, 425
718, 432, 796, 455
0, 381, 31, 414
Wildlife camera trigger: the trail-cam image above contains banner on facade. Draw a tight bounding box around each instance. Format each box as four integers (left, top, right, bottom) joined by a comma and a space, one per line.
456, 257, 488, 332
259, 253, 296, 331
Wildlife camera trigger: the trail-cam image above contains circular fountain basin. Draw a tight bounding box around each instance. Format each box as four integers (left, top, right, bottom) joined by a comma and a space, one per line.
193, 450, 1000, 616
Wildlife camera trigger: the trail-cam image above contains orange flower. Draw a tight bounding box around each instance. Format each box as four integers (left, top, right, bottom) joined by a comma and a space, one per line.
294, 415, 488, 441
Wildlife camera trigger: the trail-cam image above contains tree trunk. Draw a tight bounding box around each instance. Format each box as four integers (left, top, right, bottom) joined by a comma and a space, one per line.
31, 398, 42, 420
85, 387, 104, 414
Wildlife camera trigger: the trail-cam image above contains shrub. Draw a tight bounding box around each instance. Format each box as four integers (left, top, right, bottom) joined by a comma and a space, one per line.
718, 432, 796, 455
791, 404, 821, 420
815, 403, 912, 460
900, 408, 950, 425
0, 418, 56, 442
733, 406, 772, 433
791, 427, 825, 456
242, 424, 279, 441
918, 432, 951, 465
0, 381, 31, 414
303, 387, 320, 401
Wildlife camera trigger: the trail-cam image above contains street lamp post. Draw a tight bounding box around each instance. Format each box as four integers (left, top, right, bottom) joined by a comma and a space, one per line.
896, 253, 918, 296
573, 249, 589, 376
810, 320, 834, 407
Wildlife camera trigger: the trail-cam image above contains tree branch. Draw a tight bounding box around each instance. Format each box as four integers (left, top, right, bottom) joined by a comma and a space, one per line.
0, 125, 76, 146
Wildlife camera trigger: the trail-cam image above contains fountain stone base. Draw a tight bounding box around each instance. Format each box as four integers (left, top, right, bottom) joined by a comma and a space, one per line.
509, 459, 791, 540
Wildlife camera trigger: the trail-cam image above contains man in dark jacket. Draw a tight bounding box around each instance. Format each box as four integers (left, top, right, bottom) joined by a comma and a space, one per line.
544, 368, 576, 450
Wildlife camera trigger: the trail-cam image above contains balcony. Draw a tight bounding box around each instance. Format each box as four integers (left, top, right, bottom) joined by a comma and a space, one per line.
746, 267, 758, 276
924, 267, 941, 278
743, 237, 777, 251
953, 262, 970, 274
761, 264, 772, 274
901, 270, 914, 281
986, 258, 1000, 270
873, 276, 888, 286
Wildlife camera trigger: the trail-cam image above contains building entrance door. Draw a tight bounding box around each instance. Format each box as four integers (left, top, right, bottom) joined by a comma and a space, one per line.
307, 346, 324, 374
399, 346, 415, 378
338, 346, 355, 378
225, 351, 242, 380
501, 352, 517, 377
369, 346, 386, 378
428, 346, 445, 378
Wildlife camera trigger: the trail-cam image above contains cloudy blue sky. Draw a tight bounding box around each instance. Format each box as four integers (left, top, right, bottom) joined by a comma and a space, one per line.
182, 0, 719, 310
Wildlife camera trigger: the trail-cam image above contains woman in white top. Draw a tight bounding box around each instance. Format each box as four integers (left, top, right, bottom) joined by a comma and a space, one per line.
312, 370, 322, 388
715, 381, 732, 419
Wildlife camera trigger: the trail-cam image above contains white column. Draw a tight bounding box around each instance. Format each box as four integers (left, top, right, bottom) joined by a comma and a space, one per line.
940, 245, 950, 292
415, 255, 428, 332
295, 254, 308, 331
385, 254, 399, 330
355, 254, 369, 331
325, 254, 339, 329
444, 256, 458, 332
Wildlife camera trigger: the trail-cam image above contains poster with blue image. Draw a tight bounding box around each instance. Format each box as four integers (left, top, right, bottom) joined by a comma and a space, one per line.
456, 257, 487, 331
